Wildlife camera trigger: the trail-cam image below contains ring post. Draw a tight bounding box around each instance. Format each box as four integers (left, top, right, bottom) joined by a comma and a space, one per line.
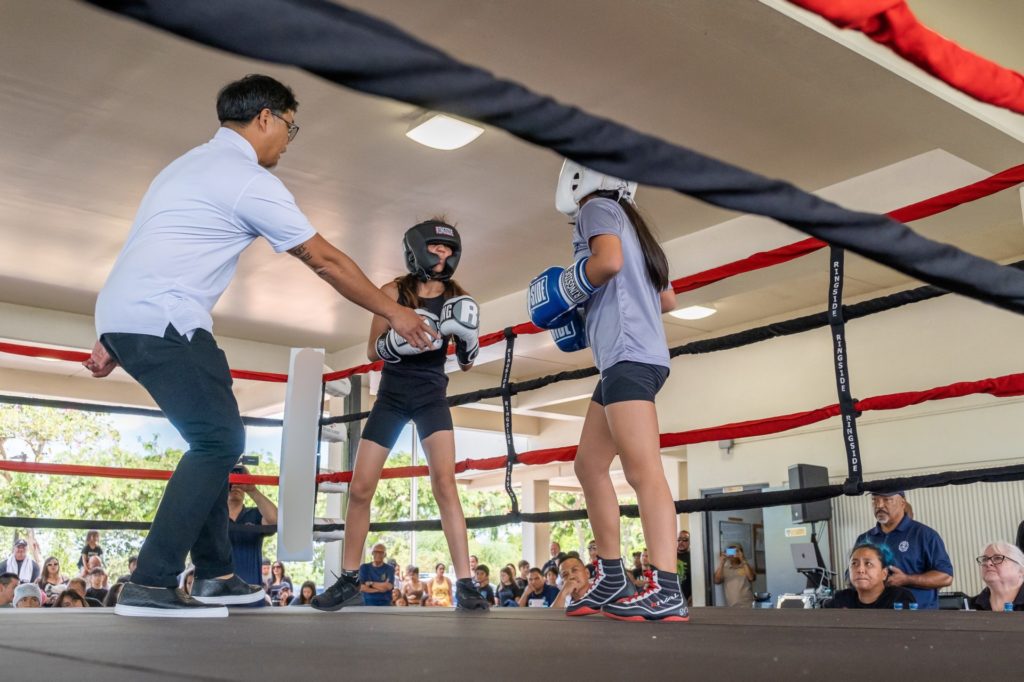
278, 347, 325, 561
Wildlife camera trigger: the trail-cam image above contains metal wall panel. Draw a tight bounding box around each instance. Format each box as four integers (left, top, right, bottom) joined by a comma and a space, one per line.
829, 468, 1024, 597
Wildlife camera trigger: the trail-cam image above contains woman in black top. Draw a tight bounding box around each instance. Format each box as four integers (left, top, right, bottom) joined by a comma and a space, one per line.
315, 219, 487, 611
497, 565, 522, 607
969, 542, 1024, 611
825, 542, 916, 609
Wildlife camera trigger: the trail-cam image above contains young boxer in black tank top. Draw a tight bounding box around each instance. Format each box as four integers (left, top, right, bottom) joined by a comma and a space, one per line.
313, 219, 488, 611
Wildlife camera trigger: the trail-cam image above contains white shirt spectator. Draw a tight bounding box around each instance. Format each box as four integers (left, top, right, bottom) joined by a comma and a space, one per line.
96, 127, 316, 338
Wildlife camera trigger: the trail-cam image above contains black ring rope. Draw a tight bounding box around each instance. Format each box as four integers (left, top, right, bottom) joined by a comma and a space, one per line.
0, 394, 283, 427
828, 247, 863, 483
6, 461, 1022, 534
500, 327, 521, 516
320, 260, 1024, 428
83, 0, 1024, 315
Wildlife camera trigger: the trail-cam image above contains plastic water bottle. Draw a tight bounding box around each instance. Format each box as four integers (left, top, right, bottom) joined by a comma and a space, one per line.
893, 602, 904, 610
1004, 602, 1014, 612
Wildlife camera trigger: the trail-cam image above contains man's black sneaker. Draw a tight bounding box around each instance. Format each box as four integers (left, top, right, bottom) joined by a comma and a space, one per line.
455, 577, 490, 611
602, 569, 689, 622
566, 558, 634, 617
114, 582, 228, 618
191, 574, 267, 606
311, 571, 362, 612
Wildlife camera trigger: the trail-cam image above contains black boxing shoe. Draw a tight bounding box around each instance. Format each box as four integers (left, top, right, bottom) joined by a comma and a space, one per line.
311, 570, 362, 612
601, 568, 689, 623
455, 577, 490, 611
191, 574, 266, 606
114, 582, 228, 618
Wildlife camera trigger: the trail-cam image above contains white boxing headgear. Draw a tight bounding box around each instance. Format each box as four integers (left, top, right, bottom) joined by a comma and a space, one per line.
555, 159, 638, 218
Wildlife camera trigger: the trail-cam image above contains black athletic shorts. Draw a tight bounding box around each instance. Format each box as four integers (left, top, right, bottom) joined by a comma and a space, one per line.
591, 361, 669, 406
361, 378, 453, 450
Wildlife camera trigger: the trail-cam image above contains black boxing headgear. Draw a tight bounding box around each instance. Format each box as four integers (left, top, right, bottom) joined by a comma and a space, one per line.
403, 220, 462, 282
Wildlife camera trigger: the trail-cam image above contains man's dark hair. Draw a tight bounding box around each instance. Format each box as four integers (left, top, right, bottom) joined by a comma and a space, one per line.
528, 567, 543, 577
217, 74, 298, 123
518, 560, 530, 569
475, 564, 489, 577
0, 572, 18, 587
561, 551, 581, 563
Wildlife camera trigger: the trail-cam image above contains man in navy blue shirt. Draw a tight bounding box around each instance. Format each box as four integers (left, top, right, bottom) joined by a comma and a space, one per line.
359, 543, 395, 606
854, 491, 953, 609
518, 568, 560, 607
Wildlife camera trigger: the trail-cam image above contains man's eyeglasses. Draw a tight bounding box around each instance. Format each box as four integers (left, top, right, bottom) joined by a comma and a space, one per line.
270, 111, 300, 142
976, 555, 1021, 566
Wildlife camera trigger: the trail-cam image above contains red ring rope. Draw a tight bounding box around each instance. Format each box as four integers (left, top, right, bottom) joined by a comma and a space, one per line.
6, 371, 1020, 485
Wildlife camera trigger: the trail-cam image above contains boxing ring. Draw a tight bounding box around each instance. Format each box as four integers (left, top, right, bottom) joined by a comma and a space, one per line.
2, 608, 1021, 680
2, 0, 1024, 679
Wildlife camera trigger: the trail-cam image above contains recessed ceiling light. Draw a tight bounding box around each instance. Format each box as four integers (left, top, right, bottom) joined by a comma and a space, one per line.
669, 305, 717, 320
406, 113, 484, 150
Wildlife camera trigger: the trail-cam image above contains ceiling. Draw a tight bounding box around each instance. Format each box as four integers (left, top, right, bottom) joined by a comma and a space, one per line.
0, 0, 1022, 409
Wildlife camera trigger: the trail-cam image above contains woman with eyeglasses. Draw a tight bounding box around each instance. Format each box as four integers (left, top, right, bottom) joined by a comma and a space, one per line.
969, 542, 1024, 611
36, 556, 67, 604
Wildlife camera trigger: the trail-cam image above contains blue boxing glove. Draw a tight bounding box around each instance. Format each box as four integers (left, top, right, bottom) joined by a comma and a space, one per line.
528, 257, 597, 329
550, 309, 588, 353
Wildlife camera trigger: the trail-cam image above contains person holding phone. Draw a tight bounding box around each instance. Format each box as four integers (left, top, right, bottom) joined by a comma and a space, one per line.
714, 544, 755, 608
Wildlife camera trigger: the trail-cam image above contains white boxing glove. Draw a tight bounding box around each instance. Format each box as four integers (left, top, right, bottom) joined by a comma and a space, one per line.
376, 309, 444, 363
439, 296, 480, 366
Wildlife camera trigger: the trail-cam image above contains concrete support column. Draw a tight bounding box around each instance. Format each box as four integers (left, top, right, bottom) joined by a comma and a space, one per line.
521, 479, 550, 567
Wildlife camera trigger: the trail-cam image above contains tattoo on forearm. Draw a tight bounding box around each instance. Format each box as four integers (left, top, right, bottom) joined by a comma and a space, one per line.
288, 244, 313, 263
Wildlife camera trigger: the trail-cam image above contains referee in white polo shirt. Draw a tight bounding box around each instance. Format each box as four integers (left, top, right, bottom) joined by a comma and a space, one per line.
83, 74, 435, 618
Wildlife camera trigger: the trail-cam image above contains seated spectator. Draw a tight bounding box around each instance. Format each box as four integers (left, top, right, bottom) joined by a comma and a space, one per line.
104, 581, 125, 607
266, 561, 292, 605
86, 567, 109, 604
496, 566, 522, 607
629, 551, 646, 589
275, 582, 293, 607
544, 566, 559, 589
4, 538, 40, 584
586, 541, 599, 578
387, 557, 402, 592
391, 588, 407, 606
84, 555, 103, 575
178, 566, 195, 596
475, 565, 497, 606
469, 555, 479, 586
77, 530, 104, 574
117, 555, 138, 584
518, 568, 559, 608
292, 580, 317, 607
969, 542, 1024, 612
516, 560, 530, 591
36, 556, 67, 603
0, 572, 19, 608
553, 553, 591, 609
824, 543, 916, 609
714, 544, 756, 608
402, 566, 426, 606
359, 543, 395, 607
14, 583, 42, 608
64, 576, 102, 607
55, 590, 89, 608
426, 563, 452, 607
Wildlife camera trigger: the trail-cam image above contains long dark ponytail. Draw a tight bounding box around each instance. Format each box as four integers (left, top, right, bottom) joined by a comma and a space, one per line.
591, 191, 669, 290
393, 273, 467, 309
